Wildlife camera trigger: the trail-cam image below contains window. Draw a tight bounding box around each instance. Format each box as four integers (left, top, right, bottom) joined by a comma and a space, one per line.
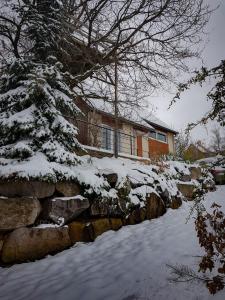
101, 126, 113, 150
150, 131, 156, 139
149, 131, 167, 143
157, 132, 167, 142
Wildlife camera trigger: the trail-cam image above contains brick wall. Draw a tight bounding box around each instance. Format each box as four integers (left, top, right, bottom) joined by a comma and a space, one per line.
148, 139, 169, 156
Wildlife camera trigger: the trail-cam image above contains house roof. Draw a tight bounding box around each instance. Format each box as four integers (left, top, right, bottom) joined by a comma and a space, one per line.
144, 116, 178, 135
86, 98, 177, 134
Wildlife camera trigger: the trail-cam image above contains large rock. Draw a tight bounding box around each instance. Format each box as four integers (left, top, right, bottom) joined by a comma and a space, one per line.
55, 181, 80, 197
44, 196, 90, 225
117, 178, 132, 200
1, 226, 71, 263
203, 178, 216, 191
110, 218, 123, 231
0, 197, 41, 231
146, 193, 166, 219
0, 180, 55, 199
170, 196, 182, 209
69, 221, 94, 243
180, 174, 191, 182
0, 233, 6, 252
177, 183, 195, 199
189, 167, 202, 180
103, 172, 118, 188
131, 207, 146, 224
91, 218, 111, 238
90, 198, 124, 217
90, 199, 108, 216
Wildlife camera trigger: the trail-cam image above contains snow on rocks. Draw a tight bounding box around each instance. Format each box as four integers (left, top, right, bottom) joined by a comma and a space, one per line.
0, 155, 215, 264
43, 196, 90, 225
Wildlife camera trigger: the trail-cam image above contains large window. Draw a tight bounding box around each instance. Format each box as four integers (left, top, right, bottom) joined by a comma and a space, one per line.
157, 132, 167, 142
101, 126, 113, 150
150, 131, 156, 139
149, 131, 167, 143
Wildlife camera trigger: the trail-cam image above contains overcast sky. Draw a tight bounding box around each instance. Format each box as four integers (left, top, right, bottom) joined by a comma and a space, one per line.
149, 0, 225, 145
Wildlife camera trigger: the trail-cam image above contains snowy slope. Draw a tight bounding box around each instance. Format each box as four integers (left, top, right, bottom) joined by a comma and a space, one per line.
0, 186, 224, 300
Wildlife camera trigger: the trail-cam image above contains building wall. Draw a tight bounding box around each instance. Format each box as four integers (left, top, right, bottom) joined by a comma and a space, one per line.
142, 135, 149, 158
167, 132, 175, 154
148, 138, 169, 156
88, 111, 102, 148
121, 123, 136, 155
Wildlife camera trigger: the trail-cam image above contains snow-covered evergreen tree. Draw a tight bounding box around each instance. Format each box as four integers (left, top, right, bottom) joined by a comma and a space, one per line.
0, 0, 83, 181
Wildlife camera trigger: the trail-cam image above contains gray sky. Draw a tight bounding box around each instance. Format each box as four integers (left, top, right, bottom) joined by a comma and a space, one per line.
149, 0, 225, 145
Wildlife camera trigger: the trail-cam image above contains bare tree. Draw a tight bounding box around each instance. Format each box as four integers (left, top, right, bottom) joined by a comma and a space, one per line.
210, 126, 225, 155
175, 130, 190, 159
0, 0, 211, 109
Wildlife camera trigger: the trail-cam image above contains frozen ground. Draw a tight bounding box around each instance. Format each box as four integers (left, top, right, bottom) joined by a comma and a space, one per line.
0, 186, 224, 300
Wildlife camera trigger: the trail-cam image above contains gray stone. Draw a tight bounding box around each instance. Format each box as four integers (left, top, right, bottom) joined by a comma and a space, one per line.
203, 178, 216, 191
177, 183, 195, 199
90, 199, 108, 216
0, 197, 41, 231
0, 180, 55, 199
189, 167, 202, 180
45, 196, 90, 225
146, 193, 166, 219
170, 196, 182, 209
55, 181, 80, 197
103, 173, 118, 188
0, 233, 6, 252
180, 174, 191, 182
69, 221, 94, 243
1, 226, 72, 263
90, 198, 124, 218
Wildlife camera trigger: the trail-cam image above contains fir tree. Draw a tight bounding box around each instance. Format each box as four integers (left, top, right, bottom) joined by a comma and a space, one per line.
0, 0, 82, 181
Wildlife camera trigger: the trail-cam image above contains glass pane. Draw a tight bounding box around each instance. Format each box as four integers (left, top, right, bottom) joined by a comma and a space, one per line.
157, 133, 167, 142
150, 131, 156, 139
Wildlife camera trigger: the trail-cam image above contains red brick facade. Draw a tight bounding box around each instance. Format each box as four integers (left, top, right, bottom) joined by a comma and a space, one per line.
148, 139, 169, 156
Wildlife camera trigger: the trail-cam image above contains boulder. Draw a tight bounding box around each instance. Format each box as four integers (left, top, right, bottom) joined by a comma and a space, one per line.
203, 178, 216, 191
180, 174, 191, 182
146, 193, 166, 220
44, 196, 90, 225
1, 226, 71, 263
103, 173, 118, 188
0, 180, 55, 199
69, 221, 94, 243
0, 233, 6, 252
214, 173, 225, 185
55, 181, 80, 197
189, 167, 202, 180
110, 218, 123, 231
130, 207, 146, 224
126, 213, 136, 225
90, 199, 108, 217
170, 196, 182, 209
177, 183, 195, 199
117, 178, 131, 214
90, 198, 124, 218
117, 178, 132, 200
0, 197, 41, 231
91, 218, 111, 238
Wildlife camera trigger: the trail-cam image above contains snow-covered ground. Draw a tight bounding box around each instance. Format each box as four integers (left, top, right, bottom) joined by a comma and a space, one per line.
0, 187, 224, 300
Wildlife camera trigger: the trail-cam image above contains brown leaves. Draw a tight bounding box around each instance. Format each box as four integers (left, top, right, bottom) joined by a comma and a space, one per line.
195, 202, 225, 294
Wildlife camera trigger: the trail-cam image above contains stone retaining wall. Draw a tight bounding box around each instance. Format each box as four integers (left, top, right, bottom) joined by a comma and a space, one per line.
0, 166, 215, 265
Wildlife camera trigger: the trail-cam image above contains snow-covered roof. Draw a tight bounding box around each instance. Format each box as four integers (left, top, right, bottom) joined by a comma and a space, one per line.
144, 115, 178, 134
87, 98, 156, 131
86, 98, 177, 134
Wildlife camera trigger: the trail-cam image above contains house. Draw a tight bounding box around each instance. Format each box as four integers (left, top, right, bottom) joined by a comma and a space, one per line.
74, 98, 178, 160
184, 141, 214, 161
